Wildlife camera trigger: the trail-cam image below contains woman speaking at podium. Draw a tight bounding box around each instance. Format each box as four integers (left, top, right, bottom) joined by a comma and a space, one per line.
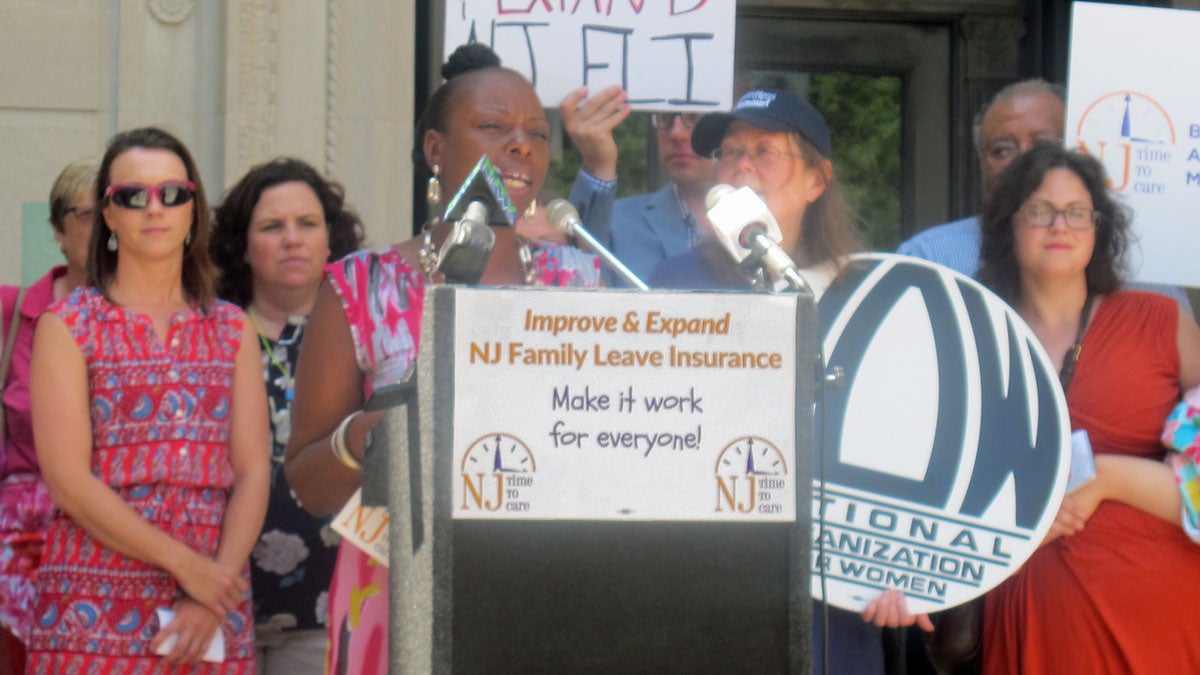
650, 90, 885, 674
284, 44, 599, 674
977, 144, 1200, 672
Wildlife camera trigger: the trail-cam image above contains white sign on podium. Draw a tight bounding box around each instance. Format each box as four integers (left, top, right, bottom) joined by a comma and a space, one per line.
451, 288, 800, 521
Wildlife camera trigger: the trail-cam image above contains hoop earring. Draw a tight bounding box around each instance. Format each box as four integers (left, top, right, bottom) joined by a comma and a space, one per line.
107, 233, 118, 252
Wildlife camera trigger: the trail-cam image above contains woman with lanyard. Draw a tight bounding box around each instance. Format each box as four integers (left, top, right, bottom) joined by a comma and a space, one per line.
210, 157, 364, 673
975, 144, 1200, 671
869, 143, 1200, 670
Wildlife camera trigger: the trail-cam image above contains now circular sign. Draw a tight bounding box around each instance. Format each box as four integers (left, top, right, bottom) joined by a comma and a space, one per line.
811, 254, 1071, 614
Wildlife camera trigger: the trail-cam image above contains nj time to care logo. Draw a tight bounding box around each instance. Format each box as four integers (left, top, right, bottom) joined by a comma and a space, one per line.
460, 433, 536, 513
714, 436, 789, 515
1076, 90, 1176, 194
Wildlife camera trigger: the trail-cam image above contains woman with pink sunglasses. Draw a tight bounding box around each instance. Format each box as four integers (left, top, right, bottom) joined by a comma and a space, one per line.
25, 127, 269, 672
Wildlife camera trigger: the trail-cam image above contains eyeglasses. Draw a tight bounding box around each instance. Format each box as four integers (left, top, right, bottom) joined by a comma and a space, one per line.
65, 206, 94, 222
650, 112, 702, 130
105, 181, 196, 209
1017, 201, 1099, 230
713, 145, 805, 168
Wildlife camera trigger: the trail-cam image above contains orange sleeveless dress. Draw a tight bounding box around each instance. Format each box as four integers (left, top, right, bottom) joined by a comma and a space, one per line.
983, 291, 1200, 673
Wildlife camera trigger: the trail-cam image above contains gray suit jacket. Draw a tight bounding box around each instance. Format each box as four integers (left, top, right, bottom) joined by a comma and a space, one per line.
569, 176, 694, 287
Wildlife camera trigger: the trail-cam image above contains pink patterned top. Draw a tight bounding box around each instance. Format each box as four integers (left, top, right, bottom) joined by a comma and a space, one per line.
322, 242, 600, 675
322, 247, 421, 675
26, 288, 254, 674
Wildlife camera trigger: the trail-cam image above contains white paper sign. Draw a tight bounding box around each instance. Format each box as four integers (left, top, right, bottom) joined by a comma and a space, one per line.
442, 1, 735, 111
451, 288, 798, 521
1066, 2, 1200, 287
154, 608, 225, 662
330, 489, 389, 566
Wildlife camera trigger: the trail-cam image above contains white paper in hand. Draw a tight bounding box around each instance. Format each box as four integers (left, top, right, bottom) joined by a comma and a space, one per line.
1067, 429, 1097, 493
154, 607, 225, 663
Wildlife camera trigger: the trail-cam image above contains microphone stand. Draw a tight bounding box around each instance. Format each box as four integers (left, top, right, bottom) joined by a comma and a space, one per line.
570, 226, 650, 290
745, 234, 813, 296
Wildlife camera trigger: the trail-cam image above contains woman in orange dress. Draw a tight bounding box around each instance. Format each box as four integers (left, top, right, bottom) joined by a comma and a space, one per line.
976, 143, 1200, 673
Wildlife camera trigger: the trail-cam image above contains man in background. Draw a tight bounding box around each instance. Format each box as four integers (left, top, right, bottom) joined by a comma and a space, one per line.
561, 85, 718, 286
898, 78, 1191, 314
899, 79, 1064, 272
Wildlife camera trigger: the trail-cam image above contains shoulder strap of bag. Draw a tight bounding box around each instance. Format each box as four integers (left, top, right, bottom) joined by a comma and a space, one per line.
1, 286, 26, 381
1, 286, 29, 462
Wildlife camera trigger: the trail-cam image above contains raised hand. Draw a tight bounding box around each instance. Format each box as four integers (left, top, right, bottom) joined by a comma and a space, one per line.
559, 84, 632, 180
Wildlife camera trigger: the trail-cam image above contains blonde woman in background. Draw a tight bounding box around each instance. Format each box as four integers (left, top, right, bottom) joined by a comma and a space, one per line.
0, 159, 96, 673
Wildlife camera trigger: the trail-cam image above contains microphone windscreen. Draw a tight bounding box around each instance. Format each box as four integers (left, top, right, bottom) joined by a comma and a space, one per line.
705, 185, 784, 264
437, 202, 496, 283
705, 183, 735, 210
545, 198, 580, 235
443, 156, 517, 227
737, 222, 768, 249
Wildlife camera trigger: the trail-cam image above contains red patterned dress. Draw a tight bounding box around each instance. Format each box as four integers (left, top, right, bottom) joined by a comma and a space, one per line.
26, 288, 255, 674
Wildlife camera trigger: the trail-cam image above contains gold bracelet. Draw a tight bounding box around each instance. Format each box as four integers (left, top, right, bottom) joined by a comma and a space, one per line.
330, 411, 363, 471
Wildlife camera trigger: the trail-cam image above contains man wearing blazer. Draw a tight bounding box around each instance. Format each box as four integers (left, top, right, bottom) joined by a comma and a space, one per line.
562, 85, 718, 287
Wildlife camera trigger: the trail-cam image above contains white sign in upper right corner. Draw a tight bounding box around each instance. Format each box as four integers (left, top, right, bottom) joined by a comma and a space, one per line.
1066, 2, 1200, 288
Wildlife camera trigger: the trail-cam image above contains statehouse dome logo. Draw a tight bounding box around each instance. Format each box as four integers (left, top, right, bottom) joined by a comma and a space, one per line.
812, 254, 1071, 614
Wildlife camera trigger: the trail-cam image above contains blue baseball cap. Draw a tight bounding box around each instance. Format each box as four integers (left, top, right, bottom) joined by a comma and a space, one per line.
691, 89, 832, 159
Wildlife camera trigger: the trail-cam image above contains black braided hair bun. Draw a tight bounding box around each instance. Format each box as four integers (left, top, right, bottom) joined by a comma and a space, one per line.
442, 43, 502, 81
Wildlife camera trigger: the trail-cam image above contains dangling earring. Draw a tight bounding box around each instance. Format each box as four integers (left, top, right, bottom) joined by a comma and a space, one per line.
185, 230, 193, 247
524, 199, 538, 222
419, 164, 442, 277
107, 232, 118, 252
426, 163, 442, 214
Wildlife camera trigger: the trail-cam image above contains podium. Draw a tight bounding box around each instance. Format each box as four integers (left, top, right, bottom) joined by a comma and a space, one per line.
365, 286, 818, 673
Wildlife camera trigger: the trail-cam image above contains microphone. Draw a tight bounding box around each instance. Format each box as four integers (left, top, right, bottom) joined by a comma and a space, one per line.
436, 201, 496, 283
443, 156, 517, 228
704, 184, 784, 264
434, 156, 515, 283
704, 184, 810, 294
545, 199, 649, 290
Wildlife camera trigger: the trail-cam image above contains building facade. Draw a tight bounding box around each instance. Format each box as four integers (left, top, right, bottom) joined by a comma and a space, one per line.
1, 0, 1190, 284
